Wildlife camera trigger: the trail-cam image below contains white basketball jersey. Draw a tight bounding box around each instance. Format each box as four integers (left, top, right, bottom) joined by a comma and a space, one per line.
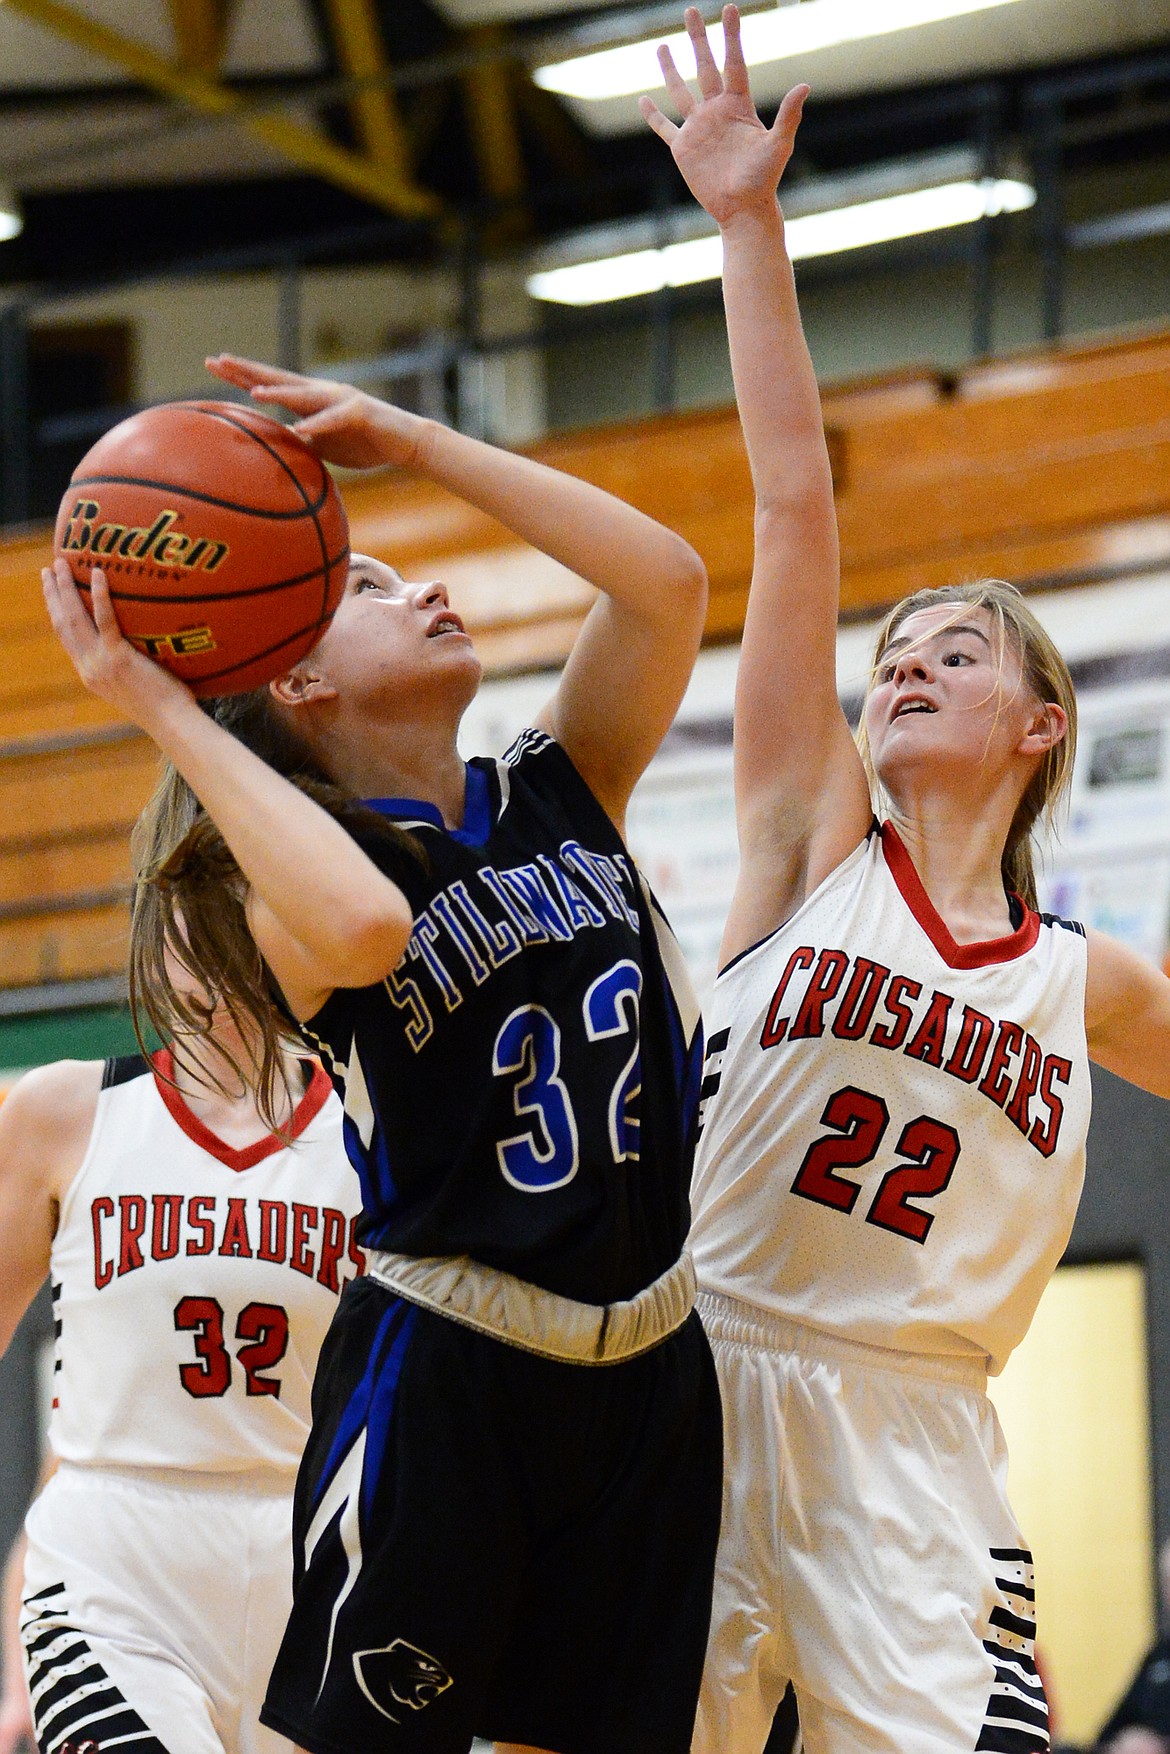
48, 1051, 362, 1474
691, 824, 1091, 1375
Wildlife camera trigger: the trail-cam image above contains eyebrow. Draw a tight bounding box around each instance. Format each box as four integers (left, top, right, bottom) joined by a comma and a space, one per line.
882, 622, 993, 659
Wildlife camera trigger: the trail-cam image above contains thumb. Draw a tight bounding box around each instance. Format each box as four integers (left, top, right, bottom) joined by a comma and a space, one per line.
771, 82, 809, 148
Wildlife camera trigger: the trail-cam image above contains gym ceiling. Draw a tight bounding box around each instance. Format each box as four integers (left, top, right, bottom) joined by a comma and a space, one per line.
0, 0, 1169, 287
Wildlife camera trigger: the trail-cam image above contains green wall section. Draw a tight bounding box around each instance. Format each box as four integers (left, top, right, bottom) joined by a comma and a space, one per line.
0, 1006, 143, 1070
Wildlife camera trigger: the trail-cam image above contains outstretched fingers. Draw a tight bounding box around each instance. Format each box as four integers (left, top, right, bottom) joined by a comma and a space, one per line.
657, 42, 696, 118
639, 94, 679, 143
205, 354, 306, 389
685, 6, 723, 100
772, 81, 811, 149
719, 4, 751, 97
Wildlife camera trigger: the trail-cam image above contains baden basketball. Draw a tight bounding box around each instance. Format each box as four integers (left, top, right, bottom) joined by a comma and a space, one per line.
54, 400, 350, 697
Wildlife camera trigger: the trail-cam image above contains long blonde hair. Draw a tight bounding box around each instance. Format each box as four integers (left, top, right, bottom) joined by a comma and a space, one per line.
128, 690, 424, 1132
856, 580, 1077, 910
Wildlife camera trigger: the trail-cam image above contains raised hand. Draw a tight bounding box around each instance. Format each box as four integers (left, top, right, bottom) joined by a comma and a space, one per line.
204, 355, 431, 472
639, 5, 808, 227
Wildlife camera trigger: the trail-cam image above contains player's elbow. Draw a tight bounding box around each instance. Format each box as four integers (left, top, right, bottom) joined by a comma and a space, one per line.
327, 891, 414, 988
672, 540, 709, 612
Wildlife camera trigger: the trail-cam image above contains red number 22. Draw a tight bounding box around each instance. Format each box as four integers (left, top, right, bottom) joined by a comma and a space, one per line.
791, 1086, 960, 1244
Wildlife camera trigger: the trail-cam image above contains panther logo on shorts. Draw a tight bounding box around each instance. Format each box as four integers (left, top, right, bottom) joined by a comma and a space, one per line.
352, 1638, 453, 1721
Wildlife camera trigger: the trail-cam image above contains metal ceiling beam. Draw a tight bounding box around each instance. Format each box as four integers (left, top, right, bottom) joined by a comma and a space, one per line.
166, 0, 236, 74
320, 0, 413, 178
3, 0, 440, 221
462, 25, 527, 220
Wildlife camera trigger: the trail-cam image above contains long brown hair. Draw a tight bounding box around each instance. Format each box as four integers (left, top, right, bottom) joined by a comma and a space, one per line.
129, 688, 423, 1132
857, 579, 1077, 910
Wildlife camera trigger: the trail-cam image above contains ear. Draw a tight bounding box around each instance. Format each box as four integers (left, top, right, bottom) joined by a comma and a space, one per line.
268, 664, 338, 710
1018, 701, 1068, 758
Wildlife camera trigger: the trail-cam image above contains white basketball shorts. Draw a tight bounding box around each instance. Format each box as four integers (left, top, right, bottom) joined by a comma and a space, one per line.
21, 1462, 297, 1754
696, 1292, 1050, 1754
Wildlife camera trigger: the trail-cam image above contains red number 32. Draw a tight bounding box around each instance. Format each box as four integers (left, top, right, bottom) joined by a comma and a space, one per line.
174, 1297, 290, 1398
791, 1086, 960, 1244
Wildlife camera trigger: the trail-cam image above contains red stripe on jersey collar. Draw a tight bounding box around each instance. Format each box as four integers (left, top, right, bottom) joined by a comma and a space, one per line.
151, 1049, 332, 1172
880, 821, 1040, 969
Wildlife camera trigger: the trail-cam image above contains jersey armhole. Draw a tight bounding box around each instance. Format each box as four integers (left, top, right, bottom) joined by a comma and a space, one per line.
54, 1060, 124, 1231
501, 728, 629, 858
715, 827, 878, 982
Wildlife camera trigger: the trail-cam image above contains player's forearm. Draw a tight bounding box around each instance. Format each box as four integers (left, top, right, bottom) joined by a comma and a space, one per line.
414, 419, 707, 622
720, 203, 835, 514
142, 697, 412, 973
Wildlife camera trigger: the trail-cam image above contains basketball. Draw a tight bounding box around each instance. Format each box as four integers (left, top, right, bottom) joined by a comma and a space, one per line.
53, 400, 350, 697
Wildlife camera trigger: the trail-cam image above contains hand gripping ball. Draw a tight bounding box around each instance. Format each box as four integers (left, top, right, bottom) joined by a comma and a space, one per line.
54, 400, 350, 697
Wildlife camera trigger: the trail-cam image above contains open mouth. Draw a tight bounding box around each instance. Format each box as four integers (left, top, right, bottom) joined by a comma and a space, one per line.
893, 697, 936, 719
427, 612, 465, 638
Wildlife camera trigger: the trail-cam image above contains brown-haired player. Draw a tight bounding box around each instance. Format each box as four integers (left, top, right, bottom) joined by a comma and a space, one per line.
43, 357, 724, 1754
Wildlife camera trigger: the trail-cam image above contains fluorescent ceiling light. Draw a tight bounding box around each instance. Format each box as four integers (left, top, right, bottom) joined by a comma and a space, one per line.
535, 0, 1024, 102
527, 176, 1035, 305
0, 184, 22, 244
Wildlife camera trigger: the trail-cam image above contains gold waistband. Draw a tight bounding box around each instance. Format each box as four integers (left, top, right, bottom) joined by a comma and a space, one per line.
366, 1247, 696, 1365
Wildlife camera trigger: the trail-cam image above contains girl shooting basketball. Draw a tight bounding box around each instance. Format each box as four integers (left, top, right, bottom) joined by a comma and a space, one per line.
44, 363, 723, 1754
642, 10, 1170, 1752
0, 769, 361, 1754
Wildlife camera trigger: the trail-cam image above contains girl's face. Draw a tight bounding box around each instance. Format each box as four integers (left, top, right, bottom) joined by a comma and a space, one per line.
303, 553, 482, 716
864, 604, 1049, 799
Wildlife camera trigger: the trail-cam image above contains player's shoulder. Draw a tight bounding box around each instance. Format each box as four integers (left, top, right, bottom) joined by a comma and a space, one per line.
5, 1057, 105, 1119
498, 727, 624, 852
0, 1059, 105, 1188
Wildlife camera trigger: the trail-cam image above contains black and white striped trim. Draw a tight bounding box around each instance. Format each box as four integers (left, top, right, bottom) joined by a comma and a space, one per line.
976, 1549, 1050, 1753
503, 727, 553, 767
697, 1027, 730, 1137
20, 1584, 168, 1754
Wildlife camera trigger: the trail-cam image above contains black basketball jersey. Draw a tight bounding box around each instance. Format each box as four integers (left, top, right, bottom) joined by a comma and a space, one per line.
301, 730, 704, 1306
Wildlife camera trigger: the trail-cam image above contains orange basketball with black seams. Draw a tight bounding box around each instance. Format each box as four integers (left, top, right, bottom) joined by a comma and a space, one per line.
54, 400, 350, 698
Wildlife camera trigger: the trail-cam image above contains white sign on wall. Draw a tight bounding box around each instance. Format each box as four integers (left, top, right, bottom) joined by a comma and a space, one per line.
465, 571, 1170, 999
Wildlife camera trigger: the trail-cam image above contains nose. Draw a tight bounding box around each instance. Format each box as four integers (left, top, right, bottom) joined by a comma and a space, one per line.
893, 646, 933, 686
413, 580, 448, 611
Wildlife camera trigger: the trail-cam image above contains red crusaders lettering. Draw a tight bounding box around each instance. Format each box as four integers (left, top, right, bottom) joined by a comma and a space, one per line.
870, 974, 923, 1050
979, 1020, 1025, 1108
92, 1195, 366, 1289
760, 947, 815, 1047
152, 1192, 182, 1260
258, 1198, 287, 1262
290, 1203, 318, 1275
92, 1197, 114, 1289
186, 1194, 216, 1256
943, 1006, 994, 1082
118, 1194, 147, 1275
905, 992, 953, 1066
831, 958, 890, 1041
788, 950, 849, 1040
1030, 1056, 1071, 1157
757, 943, 1075, 1156
318, 1207, 347, 1292
218, 1196, 254, 1258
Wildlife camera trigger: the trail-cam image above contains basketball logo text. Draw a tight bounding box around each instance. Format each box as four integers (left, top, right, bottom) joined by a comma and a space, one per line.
131, 626, 217, 658
61, 500, 230, 573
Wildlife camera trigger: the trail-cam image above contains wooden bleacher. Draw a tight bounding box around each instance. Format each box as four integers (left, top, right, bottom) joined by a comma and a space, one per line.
2, 323, 1170, 996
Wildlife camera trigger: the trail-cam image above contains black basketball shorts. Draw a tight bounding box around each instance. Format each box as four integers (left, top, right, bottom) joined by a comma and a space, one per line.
260, 1275, 723, 1754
